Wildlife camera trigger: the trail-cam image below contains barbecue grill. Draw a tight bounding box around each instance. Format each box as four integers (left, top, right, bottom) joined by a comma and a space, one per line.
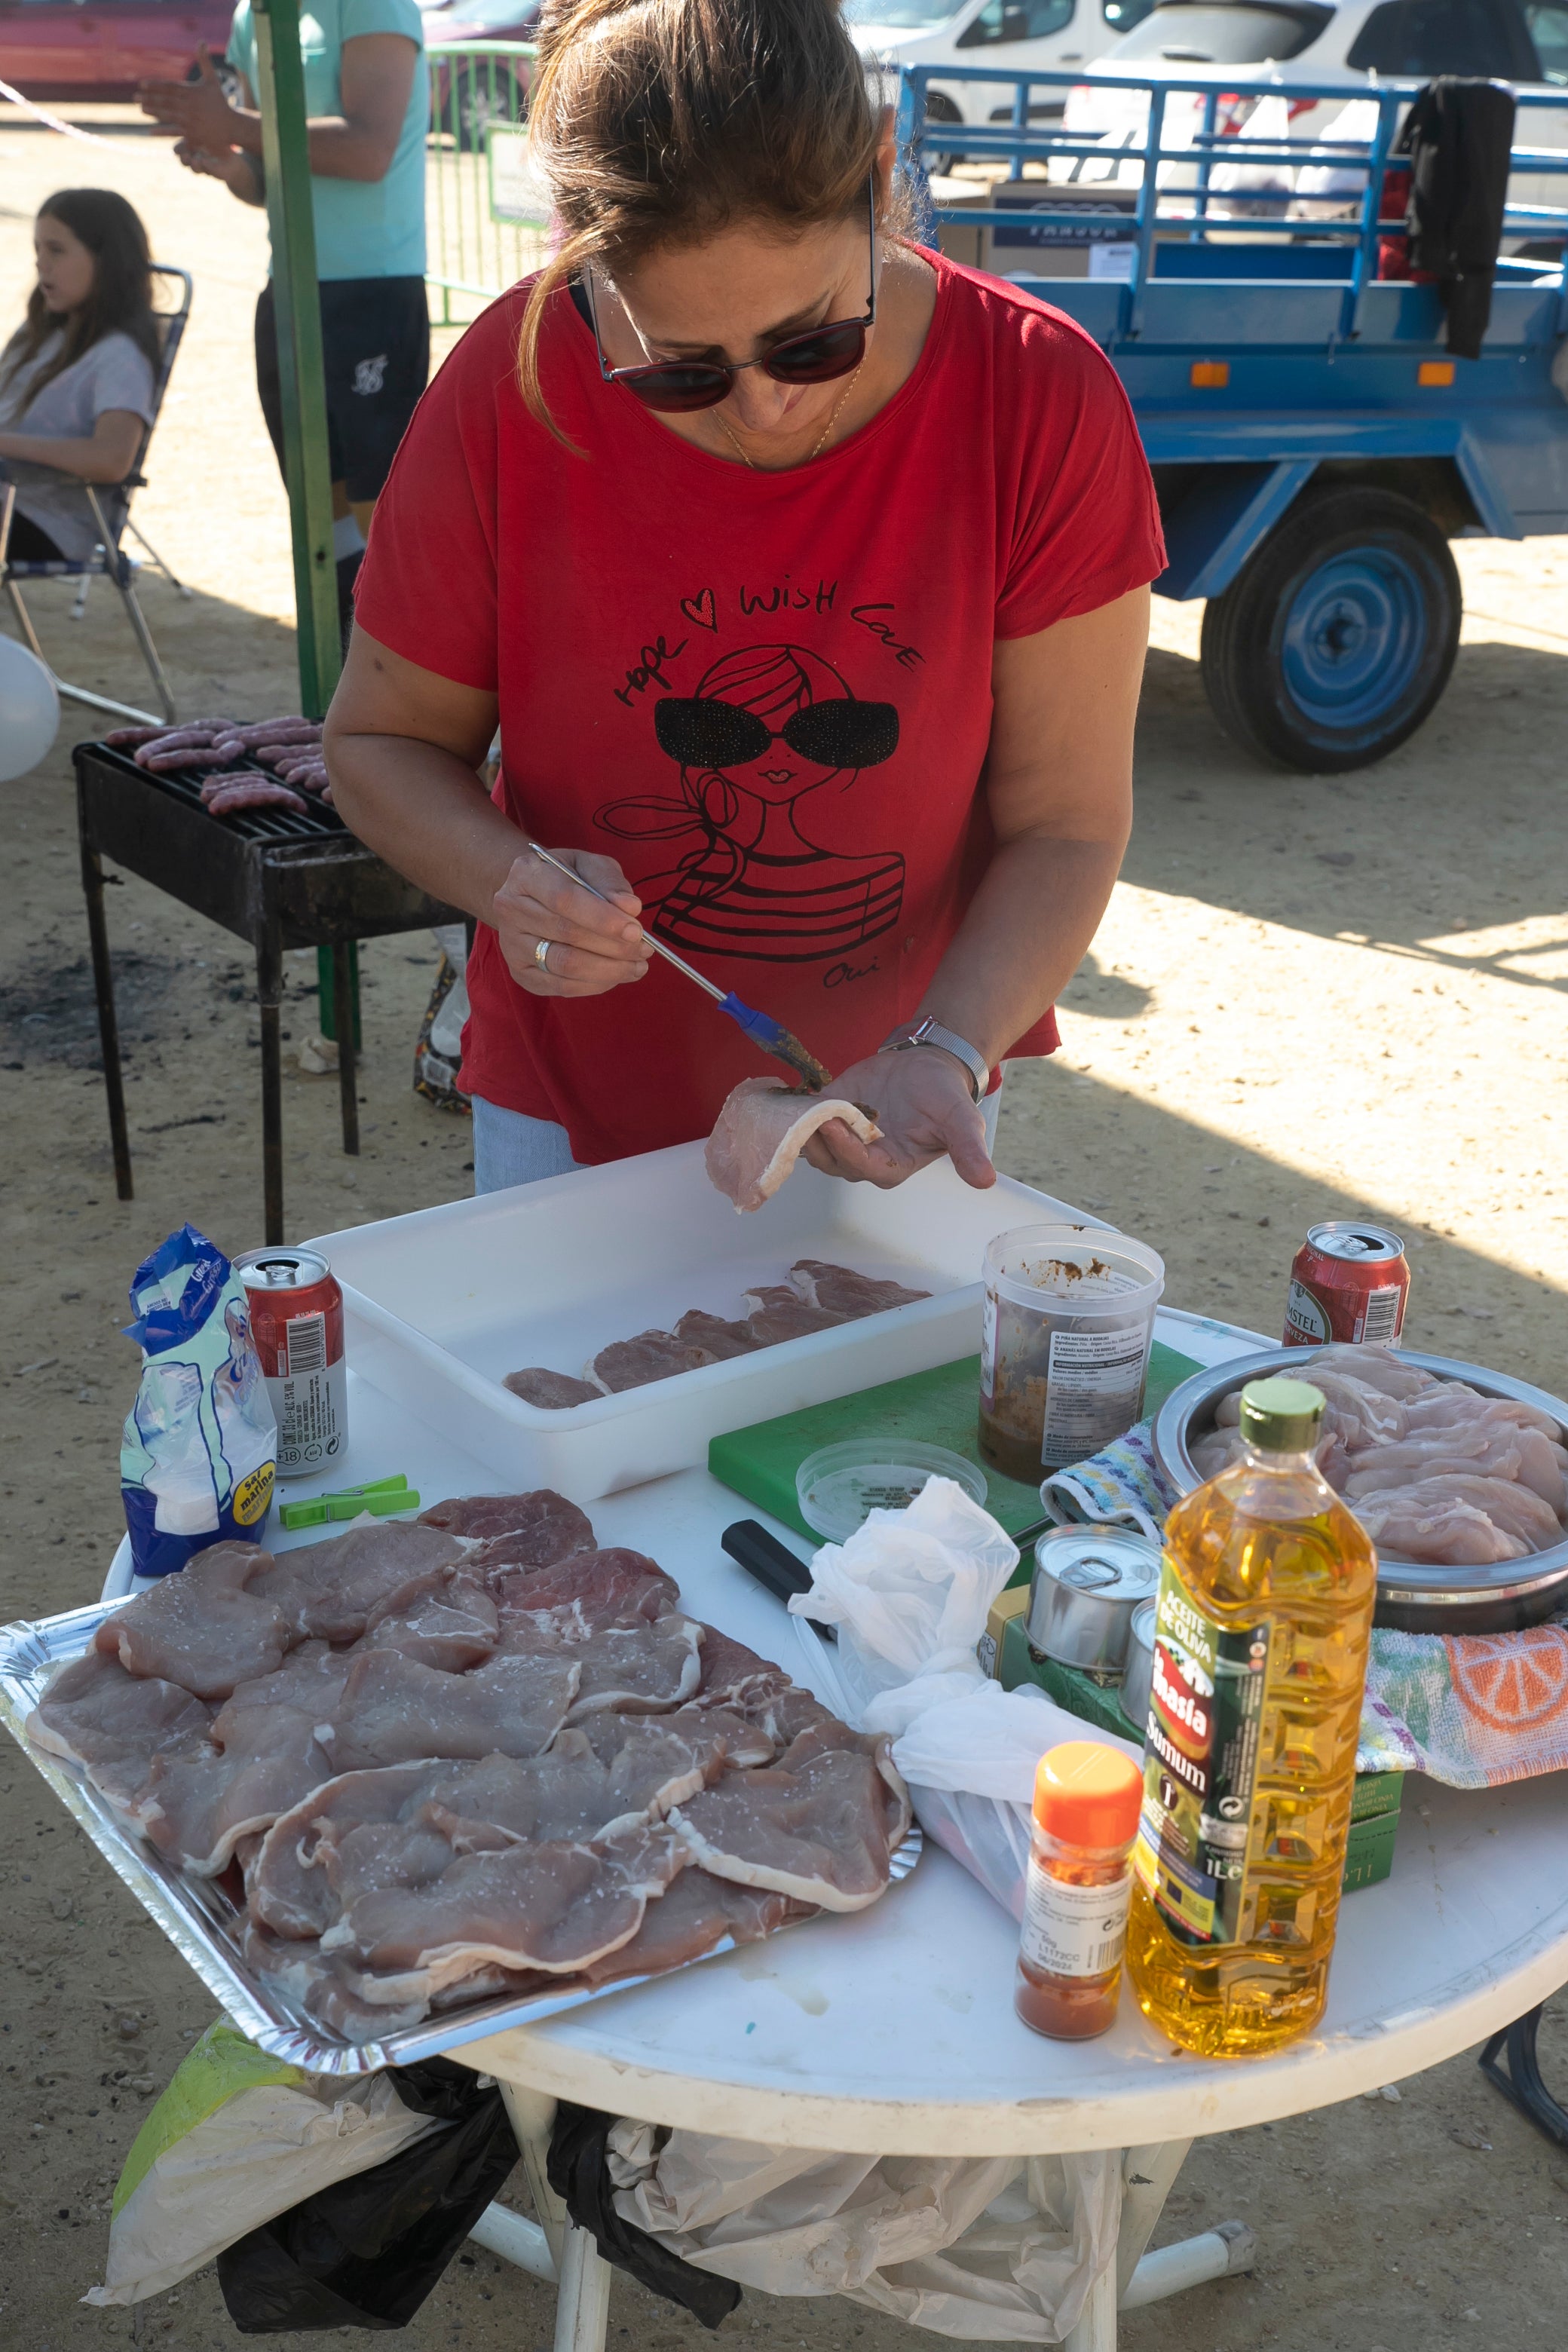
75, 743, 464, 1244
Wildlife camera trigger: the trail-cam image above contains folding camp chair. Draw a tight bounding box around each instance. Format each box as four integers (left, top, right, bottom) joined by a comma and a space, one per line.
1, 263, 194, 726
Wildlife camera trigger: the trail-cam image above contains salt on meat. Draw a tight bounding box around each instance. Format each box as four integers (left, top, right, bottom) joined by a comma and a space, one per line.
28, 1649, 213, 1800
588, 1330, 718, 1392
672, 1309, 761, 1361
360, 1577, 501, 1673
94, 1542, 292, 1698
322, 1646, 583, 1773
418, 1489, 597, 1559
571, 1865, 815, 1989
741, 1284, 844, 1346
789, 1260, 931, 1317
563, 1619, 705, 1716
692, 1626, 792, 1710
504, 1368, 604, 1409
133, 1701, 337, 1876
706, 1077, 881, 1214
250, 1521, 464, 1643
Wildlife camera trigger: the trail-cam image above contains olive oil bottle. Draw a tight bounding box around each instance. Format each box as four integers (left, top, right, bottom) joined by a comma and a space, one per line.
1126, 1377, 1377, 2058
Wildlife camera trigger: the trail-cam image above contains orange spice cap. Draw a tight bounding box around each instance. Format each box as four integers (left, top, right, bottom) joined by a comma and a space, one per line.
1033, 1741, 1144, 1845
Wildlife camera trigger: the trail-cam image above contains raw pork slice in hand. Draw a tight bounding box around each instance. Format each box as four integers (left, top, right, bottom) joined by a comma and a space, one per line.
789, 1260, 931, 1318
94, 1542, 293, 1698
742, 1284, 845, 1346
504, 1368, 604, 1410
589, 1331, 717, 1392
418, 1490, 596, 1555
705, 1078, 881, 1214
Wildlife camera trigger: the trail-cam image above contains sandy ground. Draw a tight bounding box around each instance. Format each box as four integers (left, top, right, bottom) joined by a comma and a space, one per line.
4, 106, 1568, 2352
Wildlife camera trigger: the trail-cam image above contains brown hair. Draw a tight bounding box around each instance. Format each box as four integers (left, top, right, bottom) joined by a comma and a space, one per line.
0, 189, 159, 407
519, 0, 889, 437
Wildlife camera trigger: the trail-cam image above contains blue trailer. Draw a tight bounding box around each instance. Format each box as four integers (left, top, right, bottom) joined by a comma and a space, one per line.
895, 65, 1568, 770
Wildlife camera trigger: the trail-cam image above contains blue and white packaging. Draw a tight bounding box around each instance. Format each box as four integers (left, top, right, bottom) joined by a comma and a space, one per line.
121, 1224, 277, 1578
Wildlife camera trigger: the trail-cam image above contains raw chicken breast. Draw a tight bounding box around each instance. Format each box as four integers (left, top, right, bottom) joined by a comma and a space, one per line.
706, 1078, 880, 1213
1350, 1482, 1529, 1566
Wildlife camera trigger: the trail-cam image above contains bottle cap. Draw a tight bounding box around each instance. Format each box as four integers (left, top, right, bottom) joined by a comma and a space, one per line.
1033, 1740, 1144, 1845
1239, 1376, 1325, 1452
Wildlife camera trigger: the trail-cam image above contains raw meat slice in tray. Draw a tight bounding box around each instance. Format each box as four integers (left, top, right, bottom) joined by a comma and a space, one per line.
670, 1743, 913, 1913
504, 1368, 604, 1409
789, 1259, 931, 1318
250, 1522, 464, 1644
742, 1283, 845, 1346
589, 1331, 718, 1392
673, 1309, 761, 1361
28, 1649, 213, 1799
418, 1490, 596, 1557
95, 1543, 292, 1700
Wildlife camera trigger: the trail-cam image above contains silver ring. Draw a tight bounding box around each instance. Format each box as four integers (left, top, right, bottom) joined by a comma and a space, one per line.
534, 937, 552, 972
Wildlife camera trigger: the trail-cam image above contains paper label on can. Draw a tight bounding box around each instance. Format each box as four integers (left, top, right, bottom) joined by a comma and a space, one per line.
1040, 1327, 1150, 1466
1132, 1560, 1269, 1948
1019, 1862, 1131, 1979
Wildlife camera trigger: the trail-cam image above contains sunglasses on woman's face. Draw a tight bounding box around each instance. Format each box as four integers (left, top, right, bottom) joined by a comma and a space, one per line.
586, 185, 878, 415
654, 694, 899, 770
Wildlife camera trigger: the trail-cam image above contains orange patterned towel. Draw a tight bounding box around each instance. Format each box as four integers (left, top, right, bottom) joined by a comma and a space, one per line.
1358, 1623, 1568, 1787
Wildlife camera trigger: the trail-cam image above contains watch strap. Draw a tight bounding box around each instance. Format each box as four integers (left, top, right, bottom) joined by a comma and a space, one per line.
878, 1017, 989, 1103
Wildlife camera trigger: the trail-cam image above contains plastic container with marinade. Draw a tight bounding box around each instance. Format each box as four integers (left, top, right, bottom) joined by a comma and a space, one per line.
978, 1225, 1165, 1481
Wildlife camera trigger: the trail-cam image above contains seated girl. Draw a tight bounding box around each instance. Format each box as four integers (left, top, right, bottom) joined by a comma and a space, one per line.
0, 188, 160, 564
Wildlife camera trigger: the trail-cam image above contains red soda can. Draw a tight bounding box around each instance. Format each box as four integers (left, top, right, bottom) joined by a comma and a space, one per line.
1282, 1222, 1410, 1349
234, 1247, 348, 1479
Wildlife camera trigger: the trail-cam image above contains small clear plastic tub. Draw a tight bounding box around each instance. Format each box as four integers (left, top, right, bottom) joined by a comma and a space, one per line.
978, 1224, 1165, 1482
796, 1439, 987, 1542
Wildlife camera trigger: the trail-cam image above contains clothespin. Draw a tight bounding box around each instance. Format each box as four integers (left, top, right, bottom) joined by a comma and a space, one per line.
277, 1474, 420, 1530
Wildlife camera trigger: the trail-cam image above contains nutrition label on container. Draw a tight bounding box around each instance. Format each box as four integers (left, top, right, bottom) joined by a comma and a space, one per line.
1019, 1864, 1132, 1980
1040, 1328, 1150, 1466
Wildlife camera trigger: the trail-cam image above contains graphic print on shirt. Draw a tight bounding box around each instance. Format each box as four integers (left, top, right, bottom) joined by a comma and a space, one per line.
596, 642, 905, 966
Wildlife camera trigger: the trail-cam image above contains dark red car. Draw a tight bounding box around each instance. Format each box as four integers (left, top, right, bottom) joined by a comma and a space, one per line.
0, 0, 234, 102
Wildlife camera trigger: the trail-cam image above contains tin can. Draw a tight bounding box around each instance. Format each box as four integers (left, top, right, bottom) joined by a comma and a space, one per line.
1282, 1222, 1410, 1349
1120, 1598, 1158, 1739
234, 1247, 348, 1479
1027, 1527, 1162, 1674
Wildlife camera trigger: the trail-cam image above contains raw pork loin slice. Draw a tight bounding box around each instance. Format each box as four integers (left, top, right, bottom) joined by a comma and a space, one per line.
95, 1543, 292, 1698
417, 1490, 597, 1557
741, 1284, 844, 1346
589, 1331, 718, 1392
705, 1078, 880, 1213
789, 1260, 931, 1317
670, 1742, 911, 1913
29, 1649, 213, 1796
251, 1522, 464, 1643
504, 1368, 604, 1410
672, 1309, 760, 1361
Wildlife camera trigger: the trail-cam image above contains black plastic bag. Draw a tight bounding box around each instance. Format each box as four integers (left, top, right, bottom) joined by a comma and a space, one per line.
216, 2059, 519, 2332
548, 2102, 740, 2330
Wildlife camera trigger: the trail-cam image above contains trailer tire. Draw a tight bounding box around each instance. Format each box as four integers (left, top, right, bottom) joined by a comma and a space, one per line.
1199, 487, 1461, 773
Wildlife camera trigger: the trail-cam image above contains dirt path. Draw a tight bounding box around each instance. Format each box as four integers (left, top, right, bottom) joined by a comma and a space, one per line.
2, 110, 1566, 2352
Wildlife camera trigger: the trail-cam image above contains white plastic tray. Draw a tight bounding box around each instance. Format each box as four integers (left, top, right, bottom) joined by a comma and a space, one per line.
311, 1143, 1095, 1502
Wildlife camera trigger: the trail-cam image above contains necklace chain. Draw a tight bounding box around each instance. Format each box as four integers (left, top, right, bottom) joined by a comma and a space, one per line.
715, 360, 865, 471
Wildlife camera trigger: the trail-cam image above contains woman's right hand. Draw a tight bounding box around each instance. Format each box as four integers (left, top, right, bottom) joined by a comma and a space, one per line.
494, 847, 651, 998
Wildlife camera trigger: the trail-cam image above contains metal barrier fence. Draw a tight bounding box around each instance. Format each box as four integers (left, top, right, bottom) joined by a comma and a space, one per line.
896, 64, 1568, 347
425, 40, 541, 326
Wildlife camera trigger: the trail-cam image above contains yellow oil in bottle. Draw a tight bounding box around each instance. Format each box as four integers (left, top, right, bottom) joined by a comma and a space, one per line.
1126, 1376, 1377, 2059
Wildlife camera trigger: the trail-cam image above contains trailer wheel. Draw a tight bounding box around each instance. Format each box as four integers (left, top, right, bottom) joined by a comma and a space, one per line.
1199, 487, 1461, 773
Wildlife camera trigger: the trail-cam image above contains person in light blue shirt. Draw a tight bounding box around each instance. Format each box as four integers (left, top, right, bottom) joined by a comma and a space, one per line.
139, 1, 430, 630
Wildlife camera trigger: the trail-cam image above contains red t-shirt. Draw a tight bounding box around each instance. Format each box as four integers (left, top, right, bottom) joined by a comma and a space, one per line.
355, 252, 1165, 1165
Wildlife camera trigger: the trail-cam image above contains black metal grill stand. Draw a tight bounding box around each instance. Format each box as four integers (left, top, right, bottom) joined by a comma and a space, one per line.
76, 744, 462, 1245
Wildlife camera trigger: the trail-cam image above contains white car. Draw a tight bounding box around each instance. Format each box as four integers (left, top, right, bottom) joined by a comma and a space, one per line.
1050, 0, 1568, 228
845, 0, 1156, 151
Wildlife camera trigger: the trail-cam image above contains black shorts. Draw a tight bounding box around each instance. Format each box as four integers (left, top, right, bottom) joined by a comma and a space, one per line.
255, 275, 429, 505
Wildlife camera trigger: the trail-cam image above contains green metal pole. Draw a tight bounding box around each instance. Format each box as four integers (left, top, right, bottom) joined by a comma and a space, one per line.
252, 0, 341, 718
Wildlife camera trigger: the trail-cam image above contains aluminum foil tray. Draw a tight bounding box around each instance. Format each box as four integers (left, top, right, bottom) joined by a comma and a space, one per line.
0, 1597, 921, 2075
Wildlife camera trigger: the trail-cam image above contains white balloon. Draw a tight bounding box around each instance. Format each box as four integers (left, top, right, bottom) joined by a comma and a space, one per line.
0, 635, 60, 780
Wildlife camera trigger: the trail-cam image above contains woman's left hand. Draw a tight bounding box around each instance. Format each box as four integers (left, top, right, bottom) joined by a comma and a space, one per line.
800, 1046, 996, 1193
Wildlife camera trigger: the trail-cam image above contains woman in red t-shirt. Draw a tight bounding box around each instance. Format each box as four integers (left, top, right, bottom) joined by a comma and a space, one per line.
329, 0, 1164, 1192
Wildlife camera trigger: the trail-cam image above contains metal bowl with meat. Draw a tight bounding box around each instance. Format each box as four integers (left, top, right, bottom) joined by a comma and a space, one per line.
1153, 1345, 1568, 1634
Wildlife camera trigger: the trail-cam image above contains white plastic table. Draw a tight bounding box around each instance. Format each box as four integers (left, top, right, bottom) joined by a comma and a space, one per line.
103, 1310, 1568, 2350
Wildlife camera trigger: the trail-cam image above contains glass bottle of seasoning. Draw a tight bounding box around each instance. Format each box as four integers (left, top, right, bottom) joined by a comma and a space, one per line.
1015, 1739, 1145, 2041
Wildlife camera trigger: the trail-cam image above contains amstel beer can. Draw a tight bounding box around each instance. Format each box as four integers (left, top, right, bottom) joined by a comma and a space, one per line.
234, 1248, 348, 1478
1282, 1223, 1410, 1349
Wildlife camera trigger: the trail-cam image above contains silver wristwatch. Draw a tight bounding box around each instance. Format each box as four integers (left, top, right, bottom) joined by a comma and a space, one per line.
878, 1015, 990, 1104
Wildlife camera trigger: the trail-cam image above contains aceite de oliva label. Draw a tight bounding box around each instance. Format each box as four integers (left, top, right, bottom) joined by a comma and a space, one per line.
1132, 1558, 1271, 1946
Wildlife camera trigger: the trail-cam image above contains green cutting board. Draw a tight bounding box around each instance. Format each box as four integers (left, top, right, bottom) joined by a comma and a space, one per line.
708, 1340, 1201, 1552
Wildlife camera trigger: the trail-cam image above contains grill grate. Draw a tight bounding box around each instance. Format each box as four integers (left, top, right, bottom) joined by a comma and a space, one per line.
94, 743, 349, 846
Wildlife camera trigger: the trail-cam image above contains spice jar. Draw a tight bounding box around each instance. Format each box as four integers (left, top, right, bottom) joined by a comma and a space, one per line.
1015, 1740, 1144, 2041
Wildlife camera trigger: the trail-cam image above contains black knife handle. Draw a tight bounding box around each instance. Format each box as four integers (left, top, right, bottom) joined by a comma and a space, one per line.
720, 1519, 835, 1642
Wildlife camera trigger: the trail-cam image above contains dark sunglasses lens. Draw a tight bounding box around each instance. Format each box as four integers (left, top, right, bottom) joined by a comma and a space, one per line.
764, 321, 867, 384
614, 363, 730, 412
655, 699, 773, 766
782, 700, 900, 767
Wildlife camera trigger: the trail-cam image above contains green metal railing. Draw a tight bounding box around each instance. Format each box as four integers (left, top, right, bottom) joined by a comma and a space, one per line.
424, 41, 544, 326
